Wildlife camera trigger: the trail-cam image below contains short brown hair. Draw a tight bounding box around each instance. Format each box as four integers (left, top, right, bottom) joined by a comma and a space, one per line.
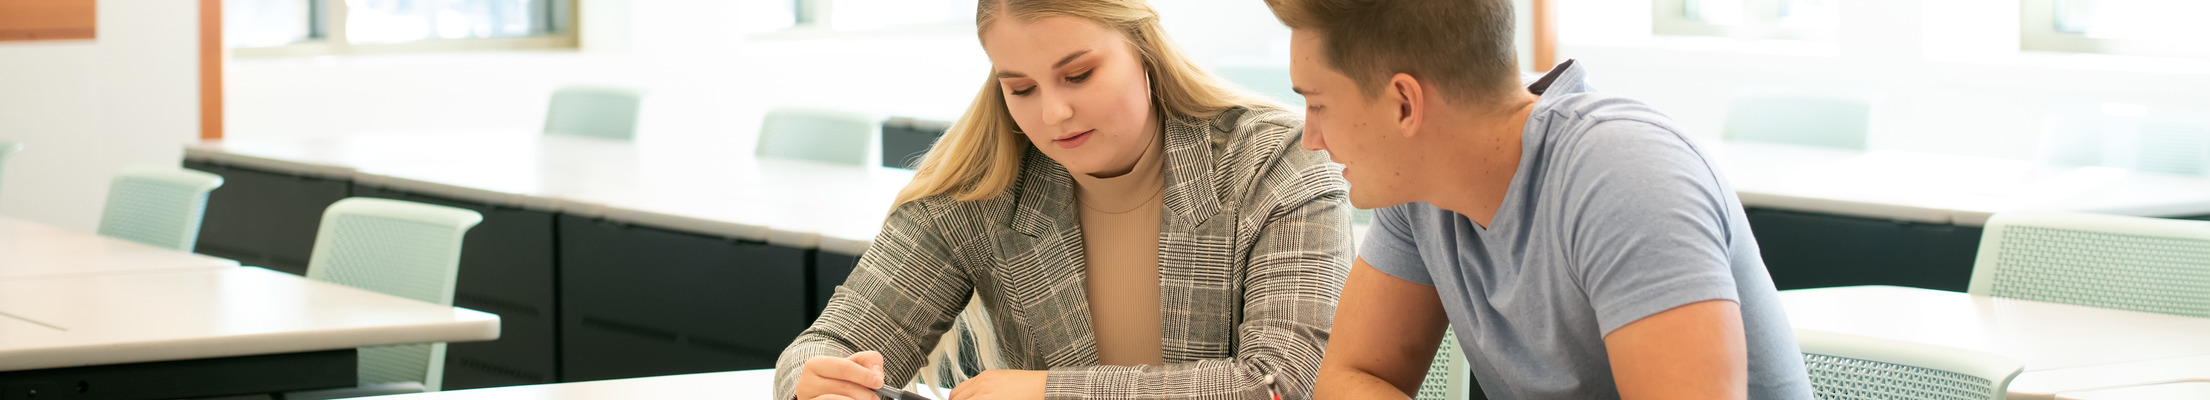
1266, 0, 1519, 105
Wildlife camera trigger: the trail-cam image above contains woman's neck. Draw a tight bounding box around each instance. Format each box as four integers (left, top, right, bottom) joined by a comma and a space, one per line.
1072, 129, 1167, 214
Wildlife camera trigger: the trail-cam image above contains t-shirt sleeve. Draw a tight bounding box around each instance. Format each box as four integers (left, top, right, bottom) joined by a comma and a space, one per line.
1567, 120, 1742, 336
1358, 204, 1433, 286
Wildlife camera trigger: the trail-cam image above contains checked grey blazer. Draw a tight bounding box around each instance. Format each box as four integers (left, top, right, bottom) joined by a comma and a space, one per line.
773, 106, 1353, 400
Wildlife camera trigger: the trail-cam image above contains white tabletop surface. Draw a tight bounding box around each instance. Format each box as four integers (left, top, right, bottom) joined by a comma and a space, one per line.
354, 369, 950, 399
0, 216, 239, 280
358, 369, 780, 399
1716, 142, 2210, 226
2011, 355, 2210, 399
1780, 285, 2210, 396
188, 131, 912, 255
2056, 382, 2210, 400
0, 267, 501, 371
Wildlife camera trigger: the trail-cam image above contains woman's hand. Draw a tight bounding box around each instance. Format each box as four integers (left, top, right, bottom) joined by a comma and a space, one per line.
797, 351, 887, 400
948, 369, 1047, 400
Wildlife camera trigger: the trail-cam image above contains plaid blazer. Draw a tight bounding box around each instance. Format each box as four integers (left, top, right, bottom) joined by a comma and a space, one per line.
774, 106, 1353, 400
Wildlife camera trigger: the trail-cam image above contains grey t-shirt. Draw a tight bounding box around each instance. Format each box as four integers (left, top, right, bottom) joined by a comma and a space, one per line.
1361, 61, 1813, 399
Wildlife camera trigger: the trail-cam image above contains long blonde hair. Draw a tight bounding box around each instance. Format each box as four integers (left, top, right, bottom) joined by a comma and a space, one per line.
893, 0, 1282, 207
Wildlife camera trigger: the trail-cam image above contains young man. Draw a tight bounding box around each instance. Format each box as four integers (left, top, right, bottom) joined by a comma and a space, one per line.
1265, 0, 1813, 399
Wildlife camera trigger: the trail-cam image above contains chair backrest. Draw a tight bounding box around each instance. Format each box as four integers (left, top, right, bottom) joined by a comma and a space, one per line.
545, 85, 647, 140
0, 140, 19, 199
1968, 211, 2210, 318
1722, 93, 1872, 150
1798, 329, 2022, 400
1211, 64, 1303, 108
97, 166, 225, 251
306, 197, 483, 391
757, 107, 877, 166
1417, 328, 1474, 400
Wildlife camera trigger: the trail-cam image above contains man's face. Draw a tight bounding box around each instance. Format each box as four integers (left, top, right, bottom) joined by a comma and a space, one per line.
1290, 29, 1419, 209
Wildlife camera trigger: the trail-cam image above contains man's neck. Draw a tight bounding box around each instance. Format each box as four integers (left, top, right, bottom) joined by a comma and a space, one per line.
1422, 93, 1540, 229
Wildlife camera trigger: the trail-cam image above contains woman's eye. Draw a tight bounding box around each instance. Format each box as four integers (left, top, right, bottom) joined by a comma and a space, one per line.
1010, 86, 1035, 96
1066, 70, 1093, 83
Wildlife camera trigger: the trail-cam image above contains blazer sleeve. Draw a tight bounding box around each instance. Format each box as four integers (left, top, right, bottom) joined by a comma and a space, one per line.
773, 199, 975, 399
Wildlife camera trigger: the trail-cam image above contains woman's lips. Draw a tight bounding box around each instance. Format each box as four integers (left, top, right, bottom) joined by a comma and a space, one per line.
1054, 129, 1095, 149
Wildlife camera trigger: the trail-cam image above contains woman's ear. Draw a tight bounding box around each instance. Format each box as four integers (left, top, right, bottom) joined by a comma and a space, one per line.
1390, 73, 1426, 139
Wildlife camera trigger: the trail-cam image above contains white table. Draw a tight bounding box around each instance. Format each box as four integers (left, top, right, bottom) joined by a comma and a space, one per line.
1716, 142, 2210, 226
0, 266, 500, 371
0, 216, 239, 280
1780, 286, 2210, 398
188, 131, 912, 256
2057, 382, 2210, 400
346, 369, 780, 398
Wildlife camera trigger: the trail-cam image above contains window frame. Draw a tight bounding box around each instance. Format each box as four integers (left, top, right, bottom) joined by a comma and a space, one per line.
231, 0, 578, 58
2019, 0, 2210, 59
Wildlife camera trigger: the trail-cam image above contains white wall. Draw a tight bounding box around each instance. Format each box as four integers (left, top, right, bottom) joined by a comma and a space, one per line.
226, 0, 2210, 166
0, 0, 202, 232
1558, 0, 2210, 161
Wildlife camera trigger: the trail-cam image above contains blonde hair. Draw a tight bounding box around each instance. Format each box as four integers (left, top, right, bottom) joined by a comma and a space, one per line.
892, 0, 1281, 207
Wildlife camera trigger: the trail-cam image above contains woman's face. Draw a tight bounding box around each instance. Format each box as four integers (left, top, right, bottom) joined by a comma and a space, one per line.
982, 16, 1159, 178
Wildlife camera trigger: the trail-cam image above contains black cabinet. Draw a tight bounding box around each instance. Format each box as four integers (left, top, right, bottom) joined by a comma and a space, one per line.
349, 186, 560, 389
184, 161, 350, 276
1746, 208, 1983, 292
557, 215, 810, 382
811, 252, 861, 323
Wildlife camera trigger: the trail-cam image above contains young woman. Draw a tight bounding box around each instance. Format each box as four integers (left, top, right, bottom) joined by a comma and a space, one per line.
772, 1, 1351, 399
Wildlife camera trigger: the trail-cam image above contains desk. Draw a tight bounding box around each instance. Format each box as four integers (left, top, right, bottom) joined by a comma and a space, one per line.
1715, 142, 2210, 291
2057, 382, 2210, 400
0, 267, 500, 398
0, 216, 238, 279
1780, 286, 2210, 398
344, 369, 782, 399
185, 131, 912, 386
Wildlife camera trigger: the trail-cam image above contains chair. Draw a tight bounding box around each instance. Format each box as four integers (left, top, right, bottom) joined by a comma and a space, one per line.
757, 107, 877, 166
1212, 64, 1303, 108
1797, 329, 2023, 400
1417, 328, 1476, 400
96, 166, 225, 251
1722, 93, 1872, 150
0, 140, 19, 198
544, 85, 647, 140
1968, 211, 2210, 318
293, 197, 483, 398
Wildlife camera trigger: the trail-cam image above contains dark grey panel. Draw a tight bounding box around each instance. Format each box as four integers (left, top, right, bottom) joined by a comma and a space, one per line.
558, 215, 809, 382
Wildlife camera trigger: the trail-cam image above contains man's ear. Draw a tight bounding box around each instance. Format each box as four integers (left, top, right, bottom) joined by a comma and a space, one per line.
1389, 73, 1426, 139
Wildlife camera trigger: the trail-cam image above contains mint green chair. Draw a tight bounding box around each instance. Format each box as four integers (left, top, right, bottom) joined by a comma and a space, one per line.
757, 107, 877, 166
96, 166, 225, 251
300, 197, 483, 397
1798, 329, 2022, 400
1213, 64, 1302, 108
1722, 93, 1872, 150
1968, 211, 2210, 318
545, 85, 647, 140
0, 140, 19, 199
1417, 328, 1477, 400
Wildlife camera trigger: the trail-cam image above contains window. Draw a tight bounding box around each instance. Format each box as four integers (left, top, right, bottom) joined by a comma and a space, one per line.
1652, 0, 1836, 40
788, 0, 977, 32
228, 0, 574, 56
2022, 0, 2210, 58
